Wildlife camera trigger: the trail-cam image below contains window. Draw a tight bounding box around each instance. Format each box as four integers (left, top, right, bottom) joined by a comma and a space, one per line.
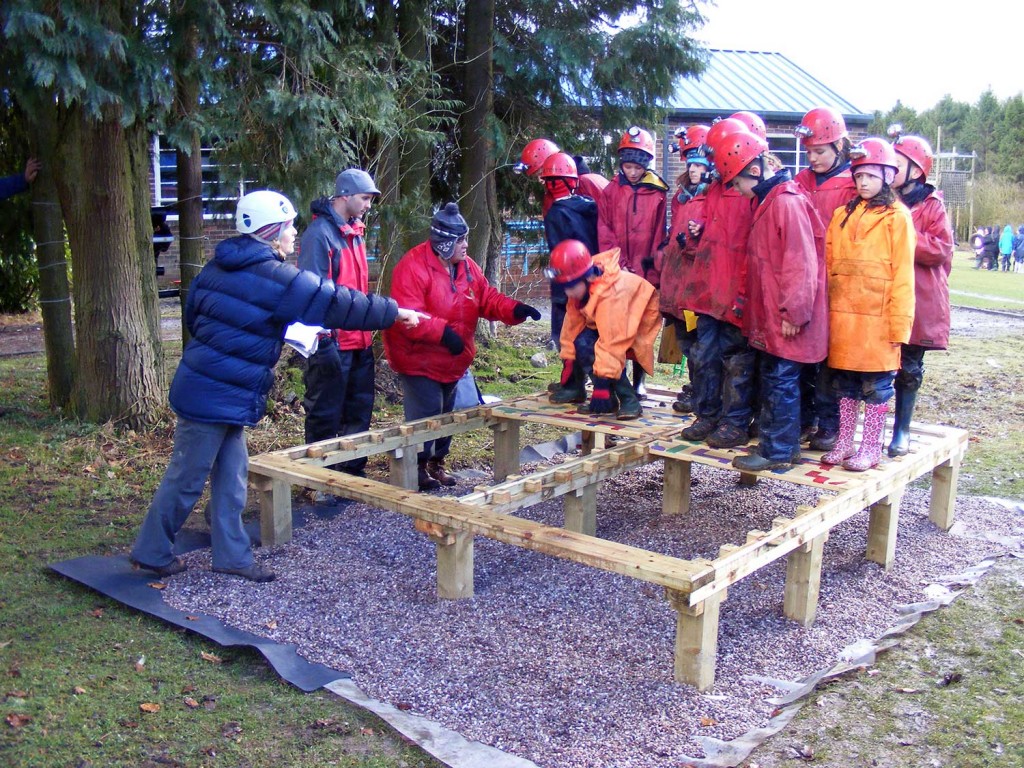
151, 136, 248, 219
767, 133, 805, 176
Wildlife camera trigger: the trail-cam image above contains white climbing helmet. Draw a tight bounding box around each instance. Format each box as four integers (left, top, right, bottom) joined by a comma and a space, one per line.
235, 190, 298, 235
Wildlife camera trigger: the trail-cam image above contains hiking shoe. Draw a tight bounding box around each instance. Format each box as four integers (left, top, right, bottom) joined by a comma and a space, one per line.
732, 454, 793, 472
129, 556, 187, 579
809, 429, 838, 452
418, 461, 441, 491
427, 458, 458, 487
680, 417, 717, 441
706, 422, 750, 449
213, 563, 276, 583
671, 389, 694, 414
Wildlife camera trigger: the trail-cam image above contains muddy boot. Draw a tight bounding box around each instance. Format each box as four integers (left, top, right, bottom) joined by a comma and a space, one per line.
426, 457, 457, 487
613, 373, 642, 420
672, 384, 694, 414
550, 360, 588, 404
844, 402, 888, 471
417, 458, 440, 491
887, 387, 917, 457
821, 398, 859, 465
632, 362, 647, 398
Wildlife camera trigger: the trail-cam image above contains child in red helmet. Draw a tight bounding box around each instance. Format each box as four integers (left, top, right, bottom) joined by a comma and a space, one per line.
887, 129, 953, 457
547, 240, 661, 420
821, 138, 916, 471
514, 138, 561, 215
715, 129, 829, 471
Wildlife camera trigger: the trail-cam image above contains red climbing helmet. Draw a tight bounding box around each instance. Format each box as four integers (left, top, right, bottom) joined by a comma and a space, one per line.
849, 137, 899, 173
671, 124, 710, 155
794, 107, 848, 147
514, 138, 561, 177
889, 126, 934, 178
730, 111, 766, 140
539, 152, 579, 180
544, 239, 594, 284
714, 130, 769, 185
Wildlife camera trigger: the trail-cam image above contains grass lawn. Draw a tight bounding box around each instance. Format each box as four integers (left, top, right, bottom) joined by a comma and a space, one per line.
948, 247, 1024, 310
0, 296, 1021, 767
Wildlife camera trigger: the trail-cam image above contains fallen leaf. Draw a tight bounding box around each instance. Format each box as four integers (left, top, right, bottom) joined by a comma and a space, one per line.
139, 703, 161, 714
395, 702, 412, 711
5, 713, 31, 728
148, 582, 168, 590
893, 687, 921, 694
699, 716, 717, 727
134, 656, 145, 672
181, 684, 197, 694
89, 608, 104, 618
264, 620, 277, 630
200, 652, 222, 664
83, 464, 96, 474
119, 720, 139, 729
6, 690, 28, 699
72, 687, 87, 695
183, 697, 199, 709
360, 727, 375, 736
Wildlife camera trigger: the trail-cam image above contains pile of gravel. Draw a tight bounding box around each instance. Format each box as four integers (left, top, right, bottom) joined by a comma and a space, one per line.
163, 458, 1021, 768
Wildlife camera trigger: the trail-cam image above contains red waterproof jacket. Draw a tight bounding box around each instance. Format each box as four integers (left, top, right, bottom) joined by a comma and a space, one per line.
578, 173, 610, 201
676, 180, 754, 328
384, 241, 523, 384
743, 179, 828, 364
794, 167, 856, 231
660, 185, 706, 319
906, 188, 954, 349
597, 170, 668, 287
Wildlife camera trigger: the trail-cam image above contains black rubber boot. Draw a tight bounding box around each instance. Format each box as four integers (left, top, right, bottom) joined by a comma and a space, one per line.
887, 387, 917, 457
550, 361, 589, 404
613, 373, 642, 420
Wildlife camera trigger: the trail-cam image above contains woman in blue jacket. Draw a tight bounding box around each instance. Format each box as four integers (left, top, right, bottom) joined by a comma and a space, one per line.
130, 191, 421, 582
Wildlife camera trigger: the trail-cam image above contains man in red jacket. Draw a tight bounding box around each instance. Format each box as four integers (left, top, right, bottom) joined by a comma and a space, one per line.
298, 168, 381, 479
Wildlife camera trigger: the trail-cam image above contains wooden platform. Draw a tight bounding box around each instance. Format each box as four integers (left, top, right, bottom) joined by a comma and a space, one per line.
247, 388, 967, 690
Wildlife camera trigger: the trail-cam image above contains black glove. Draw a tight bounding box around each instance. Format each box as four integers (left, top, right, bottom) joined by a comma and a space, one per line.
587, 377, 616, 414
513, 302, 542, 321
440, 325, 464, 355
640, 256, 655, 274
675, 231, 686, 249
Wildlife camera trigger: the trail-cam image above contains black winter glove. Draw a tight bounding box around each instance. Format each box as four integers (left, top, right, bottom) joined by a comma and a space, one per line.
675, 231, 686, 249
587, 377, 616, 415
513, 302, 542, 321
440, 325, 465, 356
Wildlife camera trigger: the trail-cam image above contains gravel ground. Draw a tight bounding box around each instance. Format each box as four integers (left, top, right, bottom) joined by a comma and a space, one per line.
162, 459, 1022, 768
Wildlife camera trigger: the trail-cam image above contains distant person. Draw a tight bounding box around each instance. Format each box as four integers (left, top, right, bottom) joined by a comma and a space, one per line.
1014, 226, 1024, 273
0, 158, 41, 201
982, 226, 999, 270
129, 191, 422, 582
999, 224, 1014, 272
970, 226, 986, 269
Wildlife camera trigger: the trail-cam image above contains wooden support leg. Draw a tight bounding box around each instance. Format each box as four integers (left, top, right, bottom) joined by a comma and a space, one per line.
389, 445, 419, 490
581, 431, 595, 456
662, 460, 691, 516
564, 485, 597, 536
667, 589, 722, 691
929, 457, 960, 531
783, 533, 826, 627
253, 475, 293, 547
866, 491, 903, 569
738, 471, 757, 486
435, 530, 474, 599
492, 421, 521, 482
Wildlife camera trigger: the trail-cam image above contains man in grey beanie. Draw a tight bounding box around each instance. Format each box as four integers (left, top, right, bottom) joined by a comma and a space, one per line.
298, 168, 382, 482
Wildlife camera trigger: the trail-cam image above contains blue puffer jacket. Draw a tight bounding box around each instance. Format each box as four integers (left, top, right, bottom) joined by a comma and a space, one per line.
169, 235, 399, 426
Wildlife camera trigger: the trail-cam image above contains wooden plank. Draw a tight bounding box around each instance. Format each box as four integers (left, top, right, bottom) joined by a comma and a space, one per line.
783, 533, 827, 627
662, 459, 691, 516
564, 485, 597, 536
866, 491, 903, 569
252, 475, 293, 547
389, 445, 419, 491
929, 456, 961, 531
492, 419, 521, 482
437, 530, 474, 599
668, 589, 722, 690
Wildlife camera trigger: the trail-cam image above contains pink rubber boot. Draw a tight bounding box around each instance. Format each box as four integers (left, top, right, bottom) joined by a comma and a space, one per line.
843, 402, 889, 471
821, 397, 859, 465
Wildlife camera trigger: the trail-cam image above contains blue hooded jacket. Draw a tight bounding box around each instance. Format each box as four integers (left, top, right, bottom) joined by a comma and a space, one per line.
169, 234, 398, 426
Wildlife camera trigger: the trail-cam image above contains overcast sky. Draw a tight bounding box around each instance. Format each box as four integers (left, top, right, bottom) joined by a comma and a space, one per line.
693, 0, 1024, 113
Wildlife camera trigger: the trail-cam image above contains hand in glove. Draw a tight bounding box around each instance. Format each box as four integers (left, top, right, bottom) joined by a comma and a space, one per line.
440, 325, 465, 355
513, 302, 542, 321
640, 256, 655, 274
586, 377, 616, 414
675, 231, 687, 249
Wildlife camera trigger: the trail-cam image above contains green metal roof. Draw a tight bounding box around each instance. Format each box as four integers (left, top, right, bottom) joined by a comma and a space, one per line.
669, 49, 873, 124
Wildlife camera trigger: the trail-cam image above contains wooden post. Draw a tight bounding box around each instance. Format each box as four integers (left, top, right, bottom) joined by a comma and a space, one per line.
929, 457, 960, 531
564, 485, 597, 536
783, 533, 826, 627
866, 491, 902, 569
667, 589, 722, 691
253, 476, 293, 547
737, 472, 757, 486
389, 445, 419, 490
581, 431, 595, 456
436, 530, 474, 599
492, 420, 521, 482
662, 459, 691, 516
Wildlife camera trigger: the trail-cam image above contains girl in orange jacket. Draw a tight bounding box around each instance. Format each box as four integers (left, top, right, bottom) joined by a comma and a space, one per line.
821, 139, 916, 471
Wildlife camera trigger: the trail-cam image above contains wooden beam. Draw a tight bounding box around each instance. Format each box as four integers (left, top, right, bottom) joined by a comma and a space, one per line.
929, 457, 961, 531
662, 459, 691, 516
668, 588, 722, 690
866, 491, 902, 569
436, 530, 474, 599
783, 533, 827, 627
252, 475, 293, 547
492, 419, 521, 482
564, 485, 597, 536
389, 445, 419, 491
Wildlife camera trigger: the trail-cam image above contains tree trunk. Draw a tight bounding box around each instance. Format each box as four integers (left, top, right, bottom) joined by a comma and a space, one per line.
55, 104, 164, 428
175, 21, 204, 347
28, 96, 75, 409
459, 0, 502, 293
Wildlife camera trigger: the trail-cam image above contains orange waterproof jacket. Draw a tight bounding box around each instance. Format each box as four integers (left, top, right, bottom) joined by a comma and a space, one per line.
825, 200, 916, 372
559, 248, 661, 380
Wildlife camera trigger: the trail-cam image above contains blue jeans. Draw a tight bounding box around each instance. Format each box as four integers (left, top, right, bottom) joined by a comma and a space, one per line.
400, 374, 459, 461
807, 363, 839, 436
692, 314, 756, 428
832, 369, 896, 404
131, 418, 252, 570
757, 354, 802, 461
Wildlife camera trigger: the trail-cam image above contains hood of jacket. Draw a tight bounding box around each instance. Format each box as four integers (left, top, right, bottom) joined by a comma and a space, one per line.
213, 234, 279, 271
